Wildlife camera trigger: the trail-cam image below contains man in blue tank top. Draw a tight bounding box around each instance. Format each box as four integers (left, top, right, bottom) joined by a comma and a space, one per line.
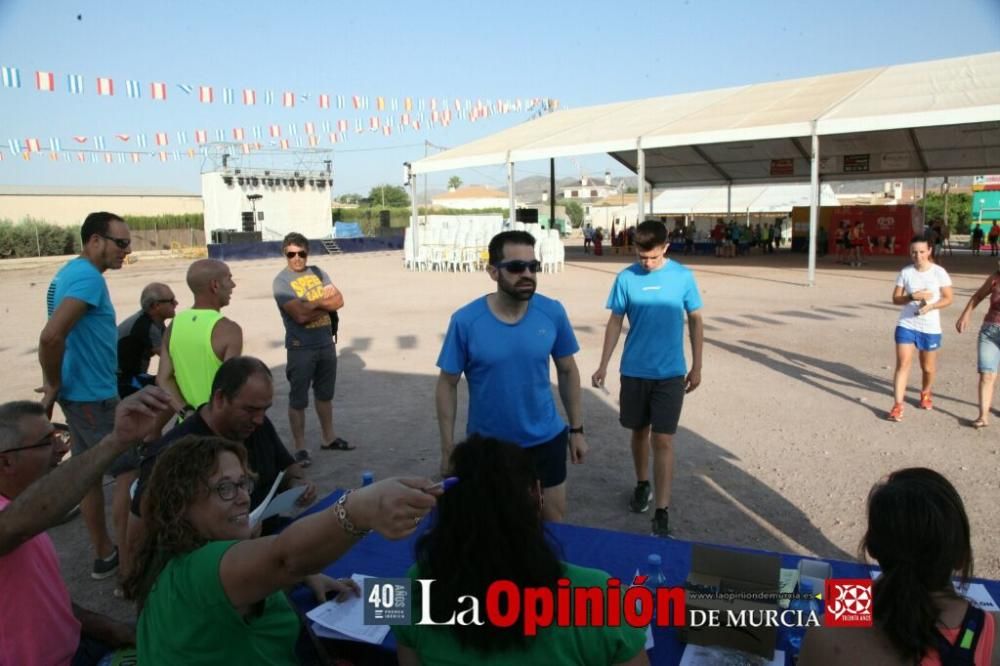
436, 230, 588, 522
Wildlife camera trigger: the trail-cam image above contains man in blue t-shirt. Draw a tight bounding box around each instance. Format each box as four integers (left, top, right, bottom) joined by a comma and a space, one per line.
592, 220, 704, 537
39, 211, 136, 579
436, 230, 588, 522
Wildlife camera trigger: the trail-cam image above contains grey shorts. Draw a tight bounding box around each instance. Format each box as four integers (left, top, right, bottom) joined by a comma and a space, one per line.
286, 344, 337, 410
619, 375, 686, 435
60, 397, 138, 477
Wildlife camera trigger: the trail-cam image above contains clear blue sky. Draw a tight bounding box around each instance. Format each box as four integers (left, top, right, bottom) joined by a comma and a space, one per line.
1, 0, 997, 197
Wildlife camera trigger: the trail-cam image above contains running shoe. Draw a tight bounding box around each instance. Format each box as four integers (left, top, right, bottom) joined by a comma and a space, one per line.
628, 482, 652, 513
651, 508, 670, 537
887, 403, 904, 422
919, 391, 933, 410
92, 546, 119, 580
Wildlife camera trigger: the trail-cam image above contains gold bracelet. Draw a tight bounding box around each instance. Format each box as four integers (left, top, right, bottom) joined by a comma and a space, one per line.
334, 490, 371, 538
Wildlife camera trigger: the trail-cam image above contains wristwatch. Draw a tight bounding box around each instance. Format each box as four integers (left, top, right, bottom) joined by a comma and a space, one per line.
569, 426, 584, 435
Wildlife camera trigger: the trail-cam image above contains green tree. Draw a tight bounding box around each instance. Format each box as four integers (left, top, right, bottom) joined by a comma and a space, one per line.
916, 191, 972, 233
336, 193, 362, 204
564, 200, 584, 228
447, 176, 463, 190
368, 184, 411, 208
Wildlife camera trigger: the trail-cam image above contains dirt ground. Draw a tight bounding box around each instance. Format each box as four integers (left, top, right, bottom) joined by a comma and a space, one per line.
2, 239, 998, 623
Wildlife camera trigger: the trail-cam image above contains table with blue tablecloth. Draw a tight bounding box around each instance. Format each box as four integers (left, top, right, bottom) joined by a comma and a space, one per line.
290, 491, 1000, 665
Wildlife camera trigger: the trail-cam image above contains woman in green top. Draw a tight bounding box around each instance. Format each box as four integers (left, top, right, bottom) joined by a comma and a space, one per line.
394, 436, 648, 666
124, 435, 439, 664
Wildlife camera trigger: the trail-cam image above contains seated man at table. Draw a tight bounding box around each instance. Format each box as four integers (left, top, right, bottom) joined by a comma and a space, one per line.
128, 356, 315, 550
0, 389, 173, 665
393, 435, 648, 666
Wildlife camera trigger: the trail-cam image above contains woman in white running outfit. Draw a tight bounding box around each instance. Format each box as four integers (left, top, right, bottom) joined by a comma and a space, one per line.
887, 236, 953, 422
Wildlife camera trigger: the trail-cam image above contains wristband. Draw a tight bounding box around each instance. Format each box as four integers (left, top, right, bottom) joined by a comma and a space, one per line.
334, 490, 371, 538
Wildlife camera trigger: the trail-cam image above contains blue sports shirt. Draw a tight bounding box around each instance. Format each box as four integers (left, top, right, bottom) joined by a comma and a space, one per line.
606, 260, 702, 380
437, 294, 579, 446
46, 257, 118, 401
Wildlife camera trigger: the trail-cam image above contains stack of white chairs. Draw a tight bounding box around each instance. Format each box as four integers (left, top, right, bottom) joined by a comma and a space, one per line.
403, 215, 506, 272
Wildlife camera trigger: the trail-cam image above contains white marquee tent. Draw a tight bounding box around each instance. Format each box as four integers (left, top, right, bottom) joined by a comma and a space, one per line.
409, 51, 1000, 283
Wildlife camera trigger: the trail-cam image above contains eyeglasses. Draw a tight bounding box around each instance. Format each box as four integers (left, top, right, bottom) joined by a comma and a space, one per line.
2, 424, 69, 454
495, 259, 541, 274
100, 234, 131, 249
285, 251, 308, 259
210, 477, 255, 502
156, 298, 178, 305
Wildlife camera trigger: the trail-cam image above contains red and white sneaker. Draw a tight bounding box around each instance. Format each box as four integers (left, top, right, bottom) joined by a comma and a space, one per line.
919, 391, 933, 410
887, 403, 904, 422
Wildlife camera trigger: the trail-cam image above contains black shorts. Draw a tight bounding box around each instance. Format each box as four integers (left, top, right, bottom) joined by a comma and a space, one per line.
619, 375, 686, 435
523, 428, 568, 489
286, 345, 337, 410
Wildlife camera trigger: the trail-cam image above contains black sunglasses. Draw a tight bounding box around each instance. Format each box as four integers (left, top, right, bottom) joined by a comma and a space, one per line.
99, 234, 131, 249
156, 298, 178, 305
3, 423, 69, 454
495, 259, 541, 274
285, 251, 308, 259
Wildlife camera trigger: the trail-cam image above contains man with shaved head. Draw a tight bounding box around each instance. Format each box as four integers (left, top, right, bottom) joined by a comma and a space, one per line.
157, 259, 242, 415
117, 282, 177, 398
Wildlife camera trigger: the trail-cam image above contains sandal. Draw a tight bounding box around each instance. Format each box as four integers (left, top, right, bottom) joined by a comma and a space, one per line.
294, 449, 312, 468
972, 418, 989, 429
321, 437, 355, 451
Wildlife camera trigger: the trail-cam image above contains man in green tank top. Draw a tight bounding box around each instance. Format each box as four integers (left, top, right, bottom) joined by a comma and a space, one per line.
158, 259, 243, 411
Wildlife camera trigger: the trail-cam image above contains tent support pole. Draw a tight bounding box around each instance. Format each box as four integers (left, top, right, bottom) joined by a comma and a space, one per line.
637, 144, 645, 230
408, 163, 418, 255
508, 161, 516, 225
808, 129, 819, 286
550, 159, 556, 230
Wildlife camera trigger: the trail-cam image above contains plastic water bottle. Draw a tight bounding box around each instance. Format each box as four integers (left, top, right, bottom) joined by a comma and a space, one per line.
637, 553, 668, 623
787, 581, 823, 662
361, 471, 374, 486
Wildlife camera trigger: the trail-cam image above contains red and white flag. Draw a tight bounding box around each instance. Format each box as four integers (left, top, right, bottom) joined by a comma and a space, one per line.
329, 132, 339, 144
413, 120, 421, 131
155, 132, 168, 146
77, 152, 86, 162
269, 124, 281, 138
337, 119, 348, 133
73, 136, 88, 144
150, 82, 167, 100
243, 88, 256, 105
96, 77, 114, 96
308, 135, 319, 147
318, 94, 330, 109
279, 138, 289, 150
382, 125, 391, 136
282, 91, 295, 107
159, 151, 168, 162
401, 113, 410, 126
131, 153, 141, 163
352, 95, 361, 109
233, 127, 245, 141
369, 116, 379, 131
116, 134, 130, 142
194, 129, 207, 144
199, 85, 213, 103
25, 138, 41, 152
35, 71, 54, 91
304, 121, 315, 135
104, 153, 113, 163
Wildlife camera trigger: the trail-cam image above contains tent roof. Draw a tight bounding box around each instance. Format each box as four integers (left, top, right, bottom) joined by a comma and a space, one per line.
412, 52, 1000, 186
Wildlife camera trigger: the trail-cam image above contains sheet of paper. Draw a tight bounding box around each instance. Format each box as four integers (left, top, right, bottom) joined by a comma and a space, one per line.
778, 568, 799, 609
249, 470, 285, 527
870, 569, 998, 611
306, 574, 390, 645
255, 485, 307, 522
679, 644, 784, 666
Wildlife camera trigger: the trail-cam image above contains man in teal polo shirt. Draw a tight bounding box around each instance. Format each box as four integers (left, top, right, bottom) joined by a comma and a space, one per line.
39, 211, 134, 579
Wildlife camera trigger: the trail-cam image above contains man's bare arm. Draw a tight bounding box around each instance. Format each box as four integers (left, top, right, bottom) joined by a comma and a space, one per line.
212, 319, 243, 361
38, 298, 88, 414
0, 388, 173, 556
155, 326, 185, 406
435, 371, 460, 476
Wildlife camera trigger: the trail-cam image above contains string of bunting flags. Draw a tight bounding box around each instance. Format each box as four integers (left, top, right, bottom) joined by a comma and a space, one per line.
0, 63, 558, 115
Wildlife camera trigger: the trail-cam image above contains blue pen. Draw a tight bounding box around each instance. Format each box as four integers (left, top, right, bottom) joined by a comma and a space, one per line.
425, 476, 459, 493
